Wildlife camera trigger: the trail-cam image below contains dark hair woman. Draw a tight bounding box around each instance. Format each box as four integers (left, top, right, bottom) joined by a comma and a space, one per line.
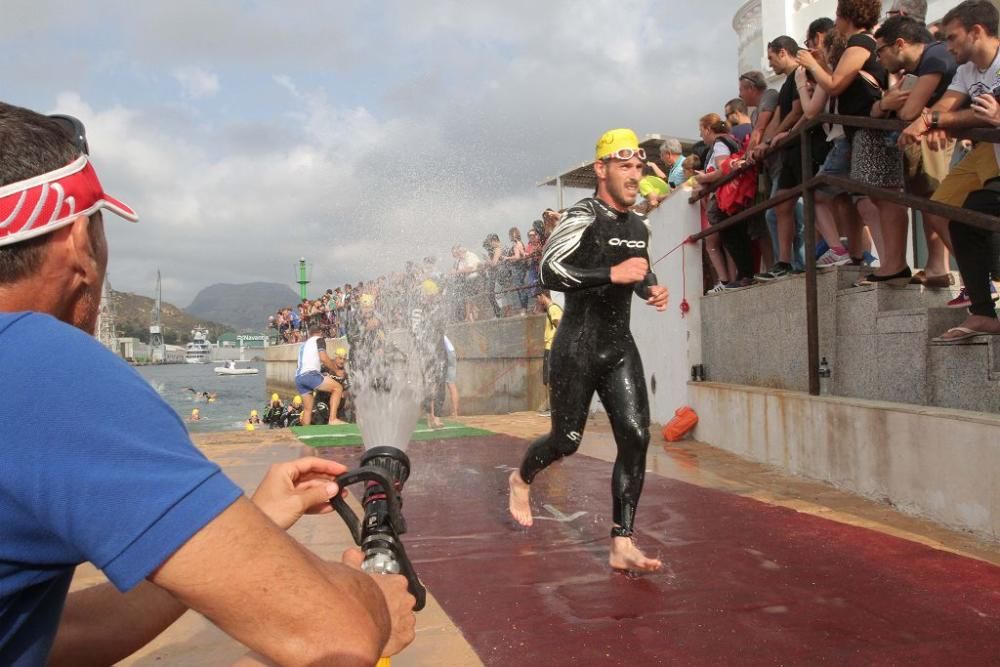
692, 113, 754, 288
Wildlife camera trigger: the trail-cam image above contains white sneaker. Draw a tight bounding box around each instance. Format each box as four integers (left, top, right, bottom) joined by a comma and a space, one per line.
707, 282, 726, 294
817, 248, 851, 267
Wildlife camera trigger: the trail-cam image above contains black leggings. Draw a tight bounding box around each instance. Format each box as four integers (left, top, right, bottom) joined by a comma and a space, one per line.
519, 337, 651, 536
953, 184, 1000, 319
708, 198, 754, 279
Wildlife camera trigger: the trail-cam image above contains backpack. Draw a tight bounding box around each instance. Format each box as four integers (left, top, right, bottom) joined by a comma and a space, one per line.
715, 134, 758, 216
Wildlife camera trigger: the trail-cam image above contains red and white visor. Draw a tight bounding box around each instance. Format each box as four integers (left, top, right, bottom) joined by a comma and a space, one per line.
0, 155, 138, 248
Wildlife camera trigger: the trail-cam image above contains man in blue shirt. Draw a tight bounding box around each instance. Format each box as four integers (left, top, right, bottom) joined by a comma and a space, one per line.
647, 137, 687, 188
0, 102, 414, 666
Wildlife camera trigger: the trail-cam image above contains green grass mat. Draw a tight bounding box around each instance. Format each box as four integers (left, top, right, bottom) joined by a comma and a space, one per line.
291, 419, 494, 448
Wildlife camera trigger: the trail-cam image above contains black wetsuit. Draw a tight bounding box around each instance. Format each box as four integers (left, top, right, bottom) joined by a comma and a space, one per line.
518, 197, 657, 538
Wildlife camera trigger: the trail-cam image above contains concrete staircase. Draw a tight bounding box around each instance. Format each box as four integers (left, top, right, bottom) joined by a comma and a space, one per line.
833, 267, 999, 413
700, 265, 999, 414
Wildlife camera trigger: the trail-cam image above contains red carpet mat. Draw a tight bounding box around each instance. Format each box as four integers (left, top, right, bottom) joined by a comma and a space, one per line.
328, 435, 1000, 666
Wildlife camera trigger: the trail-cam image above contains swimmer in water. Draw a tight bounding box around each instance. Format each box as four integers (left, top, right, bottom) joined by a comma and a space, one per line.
508, 128, 669, 573
182, 388, 216, 403
189, 408, 201, 422
247, 410, 261, 425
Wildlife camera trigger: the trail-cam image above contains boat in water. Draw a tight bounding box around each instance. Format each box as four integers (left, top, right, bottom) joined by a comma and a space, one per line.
214, 359, 259, 376
184, 328, 212, 364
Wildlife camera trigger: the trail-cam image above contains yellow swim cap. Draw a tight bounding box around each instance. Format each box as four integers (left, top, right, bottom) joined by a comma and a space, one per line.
293, 395, 302, 405
250, 409, 258, 417
595, 128, 640, 161
192, 408, 199, 415
271, 393, 279, 402
335, 347, 347, 357
421, 279, 439, 296
360, 293, 375, 307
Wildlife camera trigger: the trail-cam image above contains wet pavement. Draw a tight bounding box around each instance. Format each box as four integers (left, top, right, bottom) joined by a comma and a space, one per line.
70, 413, 1000, 665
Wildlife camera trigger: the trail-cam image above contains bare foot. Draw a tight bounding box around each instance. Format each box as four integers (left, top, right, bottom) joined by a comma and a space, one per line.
609, 536, 662, 572
327, 419, 347, 426
428, 417, 444, 429
508, 471, 533, 527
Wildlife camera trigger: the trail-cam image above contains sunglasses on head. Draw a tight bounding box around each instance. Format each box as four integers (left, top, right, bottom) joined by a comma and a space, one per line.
49, 114, 89, 156
600, 147, 646, 161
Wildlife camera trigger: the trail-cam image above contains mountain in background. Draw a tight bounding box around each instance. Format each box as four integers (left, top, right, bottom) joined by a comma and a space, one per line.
185, 282, 301, 331
113, 291, 227, 345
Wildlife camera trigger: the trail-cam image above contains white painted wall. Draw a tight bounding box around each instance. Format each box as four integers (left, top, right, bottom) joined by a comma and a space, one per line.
737, 1, 961, 79
629, 190, 705, 424
691, 382, 1000, 539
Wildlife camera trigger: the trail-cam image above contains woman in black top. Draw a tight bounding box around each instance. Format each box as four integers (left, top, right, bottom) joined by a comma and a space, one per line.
800, 0, 910, 284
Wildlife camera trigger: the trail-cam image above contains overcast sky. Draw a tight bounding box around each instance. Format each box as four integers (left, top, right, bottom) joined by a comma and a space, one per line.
5, 0, 738, 306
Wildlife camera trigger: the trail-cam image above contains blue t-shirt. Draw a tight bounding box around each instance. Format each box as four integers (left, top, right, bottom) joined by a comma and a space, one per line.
0, 312, 242, 666
667, 157, 687, 188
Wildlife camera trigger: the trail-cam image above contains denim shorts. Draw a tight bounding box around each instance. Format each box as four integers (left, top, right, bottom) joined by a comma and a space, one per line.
295, 370, 325, 395
817, 136, 851, 195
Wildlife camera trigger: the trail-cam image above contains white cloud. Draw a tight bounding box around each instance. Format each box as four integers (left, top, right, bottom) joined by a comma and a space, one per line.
9, 0, 740, 308
171, 66, 220, 99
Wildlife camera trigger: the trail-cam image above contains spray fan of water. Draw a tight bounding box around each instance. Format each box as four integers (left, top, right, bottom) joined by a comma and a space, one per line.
346, 289, 446, 453
351, 334, 424, 452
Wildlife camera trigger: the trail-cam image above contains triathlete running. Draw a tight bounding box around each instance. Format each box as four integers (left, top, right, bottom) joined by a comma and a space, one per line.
508, 128, 669, 572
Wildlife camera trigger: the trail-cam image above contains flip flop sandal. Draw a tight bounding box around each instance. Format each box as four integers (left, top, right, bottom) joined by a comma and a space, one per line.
922, 273, 955, 289
932, 326, 992, 343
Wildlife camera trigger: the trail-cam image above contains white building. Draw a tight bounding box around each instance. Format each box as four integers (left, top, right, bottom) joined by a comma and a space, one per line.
733, 0, 965, 77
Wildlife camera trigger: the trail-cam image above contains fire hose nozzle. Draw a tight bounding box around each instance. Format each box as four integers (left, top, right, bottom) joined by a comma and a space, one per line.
330, 446, 426, 611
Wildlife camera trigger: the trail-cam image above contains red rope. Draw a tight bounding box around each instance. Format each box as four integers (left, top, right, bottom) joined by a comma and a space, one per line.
650, 235, 694, 268
651, 236, 695, 317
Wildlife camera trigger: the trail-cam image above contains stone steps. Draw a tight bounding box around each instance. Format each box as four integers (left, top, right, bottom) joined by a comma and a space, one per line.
835, 277, 997, 413
699, 265, 997, 414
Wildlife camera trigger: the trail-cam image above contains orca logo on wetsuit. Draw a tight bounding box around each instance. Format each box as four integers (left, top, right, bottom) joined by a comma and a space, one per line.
608, 238, 646, 249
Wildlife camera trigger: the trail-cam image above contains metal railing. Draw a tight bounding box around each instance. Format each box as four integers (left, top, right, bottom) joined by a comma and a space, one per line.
688, 113, 1000, 396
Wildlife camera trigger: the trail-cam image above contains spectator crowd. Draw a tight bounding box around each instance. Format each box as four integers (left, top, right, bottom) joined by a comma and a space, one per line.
647, 0, 1000, 343
268, 211, 564, 342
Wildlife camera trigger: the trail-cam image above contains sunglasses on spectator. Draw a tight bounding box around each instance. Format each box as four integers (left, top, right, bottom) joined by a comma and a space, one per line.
50, 114, 89, 156
600, 148, 646, 161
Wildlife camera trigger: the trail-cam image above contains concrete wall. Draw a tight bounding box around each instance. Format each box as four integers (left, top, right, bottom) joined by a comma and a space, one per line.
265, 318, 547, 415
690, 381, 1000, 539
628, 189, 705, 424
446, 315, 546, 415
699, 269, 839, 393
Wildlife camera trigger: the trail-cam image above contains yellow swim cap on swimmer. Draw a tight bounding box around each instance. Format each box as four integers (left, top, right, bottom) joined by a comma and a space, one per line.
421, 279, 439, 296
293, 395, 302, 405
360, 294, 375, 307
595, 128, 640, 161
192, 408, 199, 415
335, 347, 347, 357
271, 393, 279, 402
250, 409, 258, 417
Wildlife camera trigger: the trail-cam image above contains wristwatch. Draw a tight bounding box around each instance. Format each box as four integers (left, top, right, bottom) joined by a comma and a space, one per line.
930, 110, 940, 129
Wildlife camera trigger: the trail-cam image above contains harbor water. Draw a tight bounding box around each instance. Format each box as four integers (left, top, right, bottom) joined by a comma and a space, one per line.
138, 362, 267, 433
